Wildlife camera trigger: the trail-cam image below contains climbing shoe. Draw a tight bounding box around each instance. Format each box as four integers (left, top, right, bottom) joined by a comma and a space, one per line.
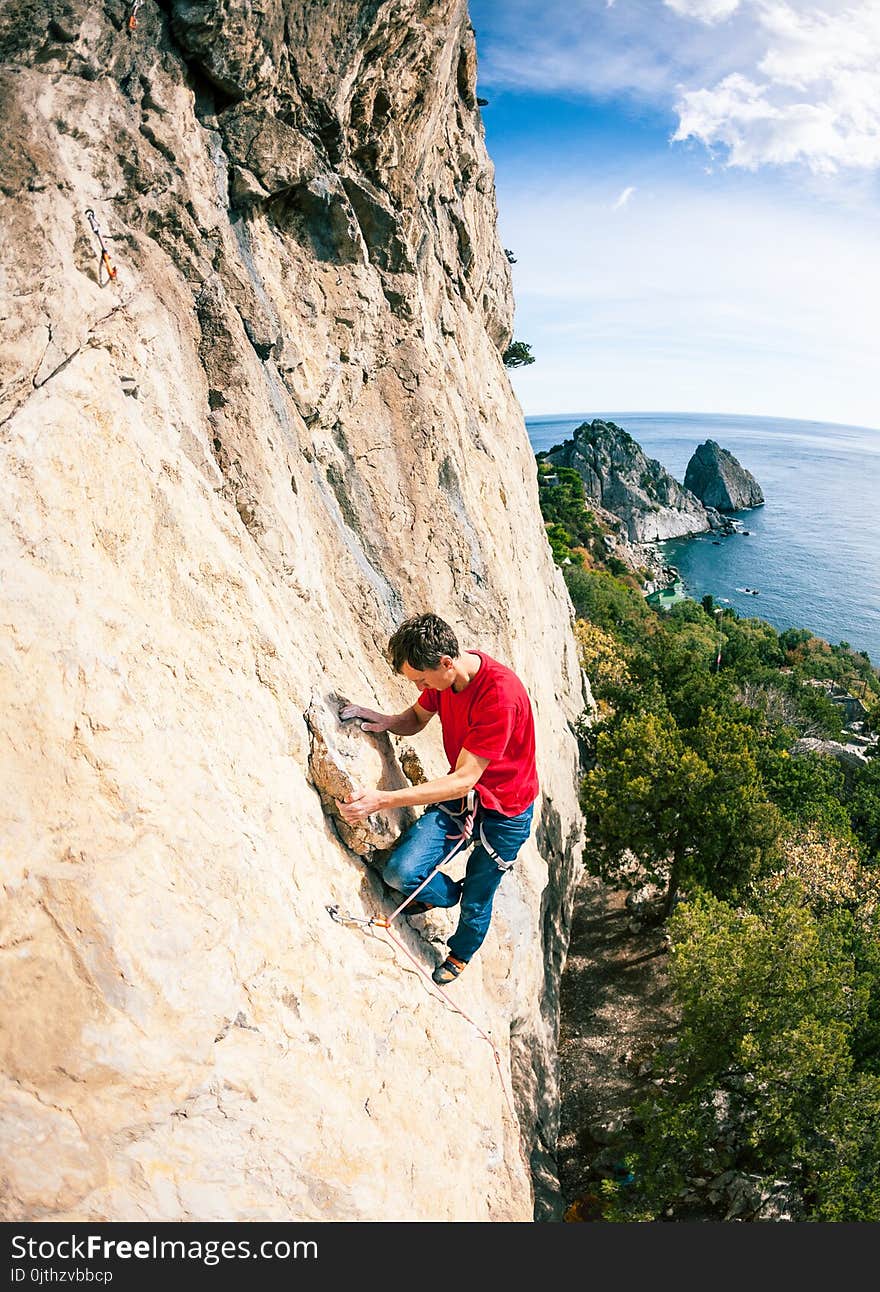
404, 900, 435, 916
432, 955, 467, 985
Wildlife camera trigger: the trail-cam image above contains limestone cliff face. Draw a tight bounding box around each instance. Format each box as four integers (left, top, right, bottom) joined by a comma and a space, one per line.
547, 420, 710, 542
0, 2, 585, 1221
684, 440, 764, 512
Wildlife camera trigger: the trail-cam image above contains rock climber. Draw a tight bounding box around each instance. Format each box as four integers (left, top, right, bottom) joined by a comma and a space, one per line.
337, 613, 539, 985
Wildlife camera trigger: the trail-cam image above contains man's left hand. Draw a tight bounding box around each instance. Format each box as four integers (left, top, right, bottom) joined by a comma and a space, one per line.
337, 787, 387, 823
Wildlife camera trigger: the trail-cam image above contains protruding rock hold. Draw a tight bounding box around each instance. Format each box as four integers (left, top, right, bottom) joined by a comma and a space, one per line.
342, 176, 414, 273
170, 0, 286, 100
684, 440, 764, 512
456, 26, 478, 109
291, 175, 367, 264
397, 743, 427, 786
305, 693, 416, 857
220, 106, 318, 199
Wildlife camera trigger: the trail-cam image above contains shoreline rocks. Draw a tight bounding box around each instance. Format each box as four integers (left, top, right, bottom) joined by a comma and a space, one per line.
540, 422, 766, 593
546, 420, 711, 543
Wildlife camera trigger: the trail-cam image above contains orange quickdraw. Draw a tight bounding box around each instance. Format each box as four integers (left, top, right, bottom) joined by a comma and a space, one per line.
84, 209, 118, 284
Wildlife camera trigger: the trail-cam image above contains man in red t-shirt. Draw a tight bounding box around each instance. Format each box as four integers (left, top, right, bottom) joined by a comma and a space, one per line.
337, 613, 539, 984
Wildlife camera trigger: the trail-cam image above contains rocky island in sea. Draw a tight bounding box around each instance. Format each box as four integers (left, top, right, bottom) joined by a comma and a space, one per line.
685, 439, 765, 511
539, 418, 766, 596
544, 419, 710, 542
543, 418, 764, 544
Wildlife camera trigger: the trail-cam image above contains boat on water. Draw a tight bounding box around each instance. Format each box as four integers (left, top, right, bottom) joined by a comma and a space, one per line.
736, 587, 760, 595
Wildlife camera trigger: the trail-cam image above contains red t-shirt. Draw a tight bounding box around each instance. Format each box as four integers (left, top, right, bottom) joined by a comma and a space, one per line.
417, 651, 539, 816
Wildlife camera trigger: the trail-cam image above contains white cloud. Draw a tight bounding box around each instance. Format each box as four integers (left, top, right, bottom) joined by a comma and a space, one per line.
664, 0, 743, 22
673, 2, 880, 172
473, 0, 880, 424
473, 2, 880, 175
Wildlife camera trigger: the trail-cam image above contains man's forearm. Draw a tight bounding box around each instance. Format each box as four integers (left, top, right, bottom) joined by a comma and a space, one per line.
379, 769, 476, 809
386, 707, 423, 736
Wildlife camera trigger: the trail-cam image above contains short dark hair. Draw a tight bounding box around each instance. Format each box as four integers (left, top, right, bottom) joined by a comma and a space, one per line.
388, 614, 459, 672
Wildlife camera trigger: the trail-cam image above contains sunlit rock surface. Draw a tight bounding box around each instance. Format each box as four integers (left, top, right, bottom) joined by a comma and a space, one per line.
0, 1, 586, 1220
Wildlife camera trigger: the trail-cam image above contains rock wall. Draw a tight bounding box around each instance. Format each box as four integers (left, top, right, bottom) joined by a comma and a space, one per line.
0, 2, 585, 1221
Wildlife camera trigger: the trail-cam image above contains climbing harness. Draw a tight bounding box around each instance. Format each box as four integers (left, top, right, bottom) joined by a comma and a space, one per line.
382, 790, 477, 925
84, 209, 118, 284
328, 792, 475, 930
477, 817, 514, 869
127, 0, 145, 30
328, 790, 516, 1119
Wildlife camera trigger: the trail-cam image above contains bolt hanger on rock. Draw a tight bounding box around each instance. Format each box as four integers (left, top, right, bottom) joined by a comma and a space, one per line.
84, 209, 118, 285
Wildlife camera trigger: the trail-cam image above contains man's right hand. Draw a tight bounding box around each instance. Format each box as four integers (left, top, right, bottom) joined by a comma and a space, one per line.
339, 703, 391, 733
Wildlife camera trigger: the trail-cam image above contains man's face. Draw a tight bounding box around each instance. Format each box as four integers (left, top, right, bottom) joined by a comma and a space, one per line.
400, 656, 455, 693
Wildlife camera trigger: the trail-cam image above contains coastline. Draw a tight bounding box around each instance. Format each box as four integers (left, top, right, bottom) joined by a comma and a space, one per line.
527, 411, 880, 663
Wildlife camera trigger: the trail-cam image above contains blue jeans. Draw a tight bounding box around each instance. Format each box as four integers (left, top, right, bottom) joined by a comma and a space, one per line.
382, 800, 535, 963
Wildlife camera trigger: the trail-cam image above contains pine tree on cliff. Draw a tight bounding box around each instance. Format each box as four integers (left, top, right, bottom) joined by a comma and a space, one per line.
502, 341, 535, 367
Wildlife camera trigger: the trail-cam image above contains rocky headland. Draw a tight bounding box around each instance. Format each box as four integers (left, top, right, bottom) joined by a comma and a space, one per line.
544, 420, 768, 592
684, 440, 764, 512
546, 419, 715, 544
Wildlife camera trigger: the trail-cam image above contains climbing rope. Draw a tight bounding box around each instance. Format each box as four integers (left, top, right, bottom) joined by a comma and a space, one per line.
381, 919, 516, 1119
327, 793, 517, 1119
127, 0, 145, 31
84, 209, 118, 284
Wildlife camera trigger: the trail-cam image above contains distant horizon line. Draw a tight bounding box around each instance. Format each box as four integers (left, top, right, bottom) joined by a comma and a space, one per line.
522, 409, 880, 435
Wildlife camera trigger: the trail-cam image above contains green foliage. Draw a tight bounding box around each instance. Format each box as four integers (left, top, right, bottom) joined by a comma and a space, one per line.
631, 881, 880, 1218
573, 619, 631, 694
779, 627, 812, 652
545, 522, 575, 565
606, 605, 742, 727
717, 616, 786, 675
582, 708, 782, 910
738, 672, 847, 741
563, 566, 652, 644
567, 558, 880, 1218
789, 682, 846, 740
759, 749, 853, 835
502, 340, 535, 367
815, 1075, 880, 1219
647, 616, 721, 719
850, 759, 880, 860
865, 700, 880, 737
537, 463, 603, 563
783, 630, 880, 698
605, 554, 630, 578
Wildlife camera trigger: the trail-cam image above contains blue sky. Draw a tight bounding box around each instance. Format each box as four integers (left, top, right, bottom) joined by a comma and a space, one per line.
469, 0, 880, 428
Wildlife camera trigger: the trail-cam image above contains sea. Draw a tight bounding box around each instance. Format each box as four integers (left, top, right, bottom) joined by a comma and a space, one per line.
525, 412, 880, 666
